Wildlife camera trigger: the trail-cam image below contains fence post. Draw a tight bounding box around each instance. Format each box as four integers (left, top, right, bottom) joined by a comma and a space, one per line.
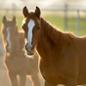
76, 9, 80, 35
64, 4, 68, 31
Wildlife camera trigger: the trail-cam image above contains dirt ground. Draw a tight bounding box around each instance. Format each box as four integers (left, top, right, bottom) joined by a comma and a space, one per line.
0, 55, 45, 86
1, 55, 86, 86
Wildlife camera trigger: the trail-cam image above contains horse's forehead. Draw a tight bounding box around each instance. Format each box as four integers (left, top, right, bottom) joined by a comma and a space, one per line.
4, 23, 15, 31
4, 27, 10, 33
22, 14, 40, 27
4, 21, 12, 27
28, 19, 35, 27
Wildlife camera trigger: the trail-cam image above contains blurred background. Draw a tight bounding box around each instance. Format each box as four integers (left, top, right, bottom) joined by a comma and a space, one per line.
0, 0, 86, 35
0, 0, 86, 86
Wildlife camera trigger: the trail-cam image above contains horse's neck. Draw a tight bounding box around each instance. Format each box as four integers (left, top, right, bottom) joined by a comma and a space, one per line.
11, 31, 22, 52
8, 32, 25, 58
41, 18, 63, 43
10, 34, 18, 52
37, 18, 62, 60
40, 18, 62, 41
18, 32, 25, 50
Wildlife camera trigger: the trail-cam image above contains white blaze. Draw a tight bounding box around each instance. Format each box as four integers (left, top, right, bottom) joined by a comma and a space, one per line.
6, 28, 11, 49
27, 19, 35, 48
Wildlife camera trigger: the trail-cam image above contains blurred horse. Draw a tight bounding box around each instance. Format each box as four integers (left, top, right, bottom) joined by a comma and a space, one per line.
2, 16, 41, 86
0, 33, 5, 69
0, 35, 5, 57
22, 6, 86, 86
0, 31, 9, 86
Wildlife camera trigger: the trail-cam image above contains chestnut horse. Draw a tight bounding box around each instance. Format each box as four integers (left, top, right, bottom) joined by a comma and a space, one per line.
2, 16, 41, 86
22, 6, 86, 86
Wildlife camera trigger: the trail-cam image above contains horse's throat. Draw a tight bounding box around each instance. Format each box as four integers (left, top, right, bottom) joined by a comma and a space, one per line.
37, 32, 52, 60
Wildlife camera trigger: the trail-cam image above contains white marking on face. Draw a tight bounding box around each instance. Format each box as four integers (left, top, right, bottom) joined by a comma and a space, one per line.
6, 28, 11, 49
27, 19, 35, 48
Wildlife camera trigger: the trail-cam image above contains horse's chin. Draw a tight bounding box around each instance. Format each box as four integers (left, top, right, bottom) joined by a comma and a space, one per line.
27, 51, 34, 56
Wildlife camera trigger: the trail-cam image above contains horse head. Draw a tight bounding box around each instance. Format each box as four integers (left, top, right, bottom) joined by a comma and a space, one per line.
2, 16, 17, 53
22, 6, 41, 56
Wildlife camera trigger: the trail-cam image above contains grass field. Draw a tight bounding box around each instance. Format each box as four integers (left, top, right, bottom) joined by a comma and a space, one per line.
44, 14, 86, 36
0, 11, 86, 36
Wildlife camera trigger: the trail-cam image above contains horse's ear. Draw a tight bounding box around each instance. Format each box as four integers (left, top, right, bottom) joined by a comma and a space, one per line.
23, 6, 29, 17
12, 16, 16, 24
2, 16, 7, 24
35, 6, 41, 18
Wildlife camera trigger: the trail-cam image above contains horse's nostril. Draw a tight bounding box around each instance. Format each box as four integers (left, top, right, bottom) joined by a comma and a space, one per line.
25, 43, 34, 55
27, 51, 34, 55
25, 45, 34, 55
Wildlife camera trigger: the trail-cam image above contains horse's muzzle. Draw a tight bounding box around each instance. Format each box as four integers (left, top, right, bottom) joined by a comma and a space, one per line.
27, 51, 34, 55
25, 43, 34, 56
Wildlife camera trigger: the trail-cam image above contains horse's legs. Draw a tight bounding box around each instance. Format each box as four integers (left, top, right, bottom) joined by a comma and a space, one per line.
19, 75, 26, 86
45, 80, 57, 86
9, 72, 18, 86
31, 73, 41, 86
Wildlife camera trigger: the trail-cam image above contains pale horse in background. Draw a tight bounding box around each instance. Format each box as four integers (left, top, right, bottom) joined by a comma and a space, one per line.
0, 30, 11, 86
2, 16, 44, 86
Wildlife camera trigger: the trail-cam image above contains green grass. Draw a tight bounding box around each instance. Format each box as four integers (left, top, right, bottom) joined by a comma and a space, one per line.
44, 15, 64, 30
44, 14, 86, 36
0, 11, 86, 36
16, 16, 23, 29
